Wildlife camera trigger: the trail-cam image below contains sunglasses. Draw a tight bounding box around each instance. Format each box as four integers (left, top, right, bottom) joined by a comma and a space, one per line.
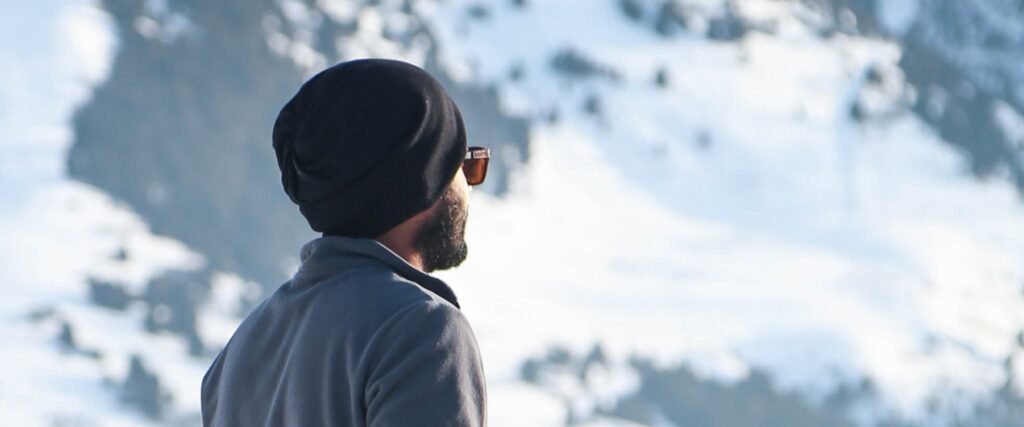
463, 146, 490, 186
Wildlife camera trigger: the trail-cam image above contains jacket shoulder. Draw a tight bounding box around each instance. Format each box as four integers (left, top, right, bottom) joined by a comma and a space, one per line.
363, 299, 486, 426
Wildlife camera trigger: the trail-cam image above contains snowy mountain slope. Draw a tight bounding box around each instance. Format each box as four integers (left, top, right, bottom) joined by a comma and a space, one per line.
426, 0, 1024, 424
3, 0, 1024, 426
0, 2, 247, 425
0, 176, 253, 425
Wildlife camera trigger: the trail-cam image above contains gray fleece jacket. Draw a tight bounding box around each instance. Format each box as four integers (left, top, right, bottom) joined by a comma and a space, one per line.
201, 236, 486, 426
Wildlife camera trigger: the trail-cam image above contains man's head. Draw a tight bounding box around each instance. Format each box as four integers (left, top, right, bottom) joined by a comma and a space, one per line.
272, 59, 487, 272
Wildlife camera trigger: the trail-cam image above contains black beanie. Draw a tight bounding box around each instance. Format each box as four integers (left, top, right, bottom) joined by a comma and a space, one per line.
272, 59, 468, 237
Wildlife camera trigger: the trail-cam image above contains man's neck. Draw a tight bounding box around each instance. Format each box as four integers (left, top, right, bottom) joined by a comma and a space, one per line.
372, 235, 425, 272
320, 232, 425, 271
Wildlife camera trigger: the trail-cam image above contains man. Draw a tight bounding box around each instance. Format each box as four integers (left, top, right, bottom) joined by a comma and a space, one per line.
201, 58, 489, 426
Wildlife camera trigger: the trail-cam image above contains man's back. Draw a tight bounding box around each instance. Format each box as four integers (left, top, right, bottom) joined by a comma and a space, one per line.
201, 236, 486, 426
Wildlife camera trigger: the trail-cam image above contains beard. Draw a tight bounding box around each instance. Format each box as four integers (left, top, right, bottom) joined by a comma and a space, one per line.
412, 185, 469, 272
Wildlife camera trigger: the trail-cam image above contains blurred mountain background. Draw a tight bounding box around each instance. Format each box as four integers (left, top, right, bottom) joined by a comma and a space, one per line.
2, 0, 1024, 426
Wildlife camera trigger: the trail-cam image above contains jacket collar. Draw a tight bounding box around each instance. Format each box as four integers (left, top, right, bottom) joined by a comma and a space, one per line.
294, 235, 461, 309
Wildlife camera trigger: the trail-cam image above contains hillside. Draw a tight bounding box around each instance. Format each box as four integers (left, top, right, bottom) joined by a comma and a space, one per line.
2, 0, 1024, 426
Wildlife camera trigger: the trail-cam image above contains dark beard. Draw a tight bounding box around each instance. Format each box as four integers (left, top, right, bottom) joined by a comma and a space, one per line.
412, 186, 469, 272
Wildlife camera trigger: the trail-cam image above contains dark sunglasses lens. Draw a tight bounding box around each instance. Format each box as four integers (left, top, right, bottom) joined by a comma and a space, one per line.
463, 158, 489, 186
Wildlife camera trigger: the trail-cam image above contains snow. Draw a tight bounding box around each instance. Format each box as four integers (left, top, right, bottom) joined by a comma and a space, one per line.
994, 100, 1024, 152
0, 178, 214, 425
133, 0, 198, 44
877, 0, 921, 36
271, 0, 328, 71
486, 382, 568, 427
3, 0, 1024, 425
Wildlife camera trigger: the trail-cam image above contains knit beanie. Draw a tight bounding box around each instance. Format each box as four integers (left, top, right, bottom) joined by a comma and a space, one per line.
272, 58, 467, 237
